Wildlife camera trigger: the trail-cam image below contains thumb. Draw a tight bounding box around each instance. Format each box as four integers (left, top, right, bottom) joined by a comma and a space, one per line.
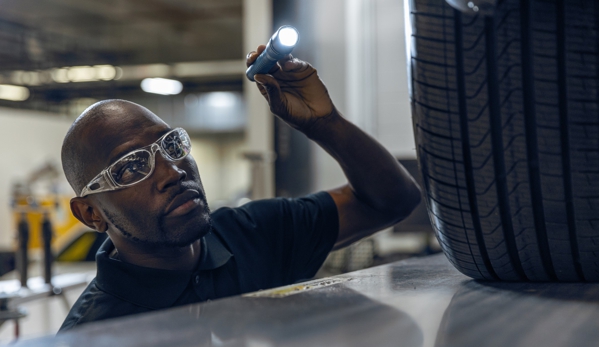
254, 74, 287, 115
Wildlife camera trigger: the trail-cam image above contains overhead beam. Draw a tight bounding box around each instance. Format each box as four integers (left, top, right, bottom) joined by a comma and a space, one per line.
0, 59, 246, 86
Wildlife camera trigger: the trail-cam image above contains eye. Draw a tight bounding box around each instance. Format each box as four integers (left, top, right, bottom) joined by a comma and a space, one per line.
112, 157, 149, 183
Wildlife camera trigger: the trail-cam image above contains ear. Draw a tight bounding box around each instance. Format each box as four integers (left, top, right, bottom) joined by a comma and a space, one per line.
70, 197, 108, 233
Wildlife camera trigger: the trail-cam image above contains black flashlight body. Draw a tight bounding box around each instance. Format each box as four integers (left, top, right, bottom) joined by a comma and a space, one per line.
246, 26, 299, 81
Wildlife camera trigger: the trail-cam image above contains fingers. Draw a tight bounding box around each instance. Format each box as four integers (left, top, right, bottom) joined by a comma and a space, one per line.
278, 55, 310, 73
276, 54, 292, 66
254, 79, 267, 97
253, 74, 286, 115
247, 47, 309, 78
246, 45, 266, 67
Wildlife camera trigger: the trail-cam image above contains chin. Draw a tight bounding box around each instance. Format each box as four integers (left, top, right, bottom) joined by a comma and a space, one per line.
162, 209, 212, 247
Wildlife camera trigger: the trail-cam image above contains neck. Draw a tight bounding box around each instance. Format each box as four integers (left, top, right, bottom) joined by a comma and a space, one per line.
112, 239, 202, 272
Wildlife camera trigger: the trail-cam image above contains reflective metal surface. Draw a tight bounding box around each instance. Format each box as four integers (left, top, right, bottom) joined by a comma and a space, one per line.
11, 254, 599, 347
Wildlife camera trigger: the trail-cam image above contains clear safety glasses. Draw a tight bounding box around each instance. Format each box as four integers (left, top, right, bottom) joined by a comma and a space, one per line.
79, 128, 192, 197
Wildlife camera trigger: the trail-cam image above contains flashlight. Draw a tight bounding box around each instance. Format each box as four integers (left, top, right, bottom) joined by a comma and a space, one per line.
246, 25, 299, 82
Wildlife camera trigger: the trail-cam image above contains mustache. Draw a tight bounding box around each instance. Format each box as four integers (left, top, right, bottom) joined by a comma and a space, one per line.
163, 181, 205, 208
158, 181, 209, 235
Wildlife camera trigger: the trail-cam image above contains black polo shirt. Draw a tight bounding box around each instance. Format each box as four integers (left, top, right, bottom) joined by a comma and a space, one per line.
59, 191, 338, 332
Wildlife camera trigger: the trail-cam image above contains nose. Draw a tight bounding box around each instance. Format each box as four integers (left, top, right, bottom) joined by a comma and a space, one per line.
154, 151, 187, 191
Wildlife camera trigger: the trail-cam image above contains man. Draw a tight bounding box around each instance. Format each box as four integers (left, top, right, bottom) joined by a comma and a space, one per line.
59, 46, 421, 331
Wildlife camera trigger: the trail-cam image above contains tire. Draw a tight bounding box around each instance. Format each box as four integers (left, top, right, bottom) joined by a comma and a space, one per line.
410, 0, 599, 281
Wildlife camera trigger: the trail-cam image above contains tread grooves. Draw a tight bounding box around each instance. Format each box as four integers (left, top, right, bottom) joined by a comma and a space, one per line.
557, 0, 585, 281
440, 5, 482, 276
521, 0, 558, 281
485, 15, 527, 281
413, 0, 599, 283
455, 10, 498, 280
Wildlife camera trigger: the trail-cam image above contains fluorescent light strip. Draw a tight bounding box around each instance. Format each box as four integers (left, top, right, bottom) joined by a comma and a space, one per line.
0, 84, 30, 101
140, 78, 183, 95
1, 60, 245, 86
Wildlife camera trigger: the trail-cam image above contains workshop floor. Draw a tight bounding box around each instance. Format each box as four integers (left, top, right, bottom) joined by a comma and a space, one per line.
0, 262, 95, 343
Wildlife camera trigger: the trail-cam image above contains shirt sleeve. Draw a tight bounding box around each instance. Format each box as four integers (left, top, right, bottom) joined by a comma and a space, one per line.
213, 191, 339, 290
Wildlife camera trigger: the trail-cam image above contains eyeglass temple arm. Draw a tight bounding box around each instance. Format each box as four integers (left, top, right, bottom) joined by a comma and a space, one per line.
79, 170, 118, 197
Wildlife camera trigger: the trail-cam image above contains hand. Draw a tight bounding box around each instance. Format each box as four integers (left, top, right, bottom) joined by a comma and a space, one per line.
246, 45, 337, 134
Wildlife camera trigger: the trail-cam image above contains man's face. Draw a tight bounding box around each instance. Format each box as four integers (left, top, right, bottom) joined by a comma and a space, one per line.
84, 105, 211, 249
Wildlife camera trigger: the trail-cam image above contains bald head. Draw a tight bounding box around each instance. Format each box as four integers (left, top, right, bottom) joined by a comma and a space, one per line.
61, 99, 168, 195
64, 100, 210, 254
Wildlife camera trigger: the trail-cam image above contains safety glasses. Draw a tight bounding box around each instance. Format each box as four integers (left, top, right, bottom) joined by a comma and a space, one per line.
79, 128, 192, 197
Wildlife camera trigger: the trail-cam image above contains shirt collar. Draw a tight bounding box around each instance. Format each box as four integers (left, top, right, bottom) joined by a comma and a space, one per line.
95, 231, 232, 310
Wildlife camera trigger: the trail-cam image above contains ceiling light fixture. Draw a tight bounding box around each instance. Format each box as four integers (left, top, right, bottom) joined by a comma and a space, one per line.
1, 60, 244, 86
140, 78, 183, 95
67, 66, 96, 82
0, 84, 30, 101
95, 65, 117, 81
50, 65, 118, 83
51, 68, 69, 83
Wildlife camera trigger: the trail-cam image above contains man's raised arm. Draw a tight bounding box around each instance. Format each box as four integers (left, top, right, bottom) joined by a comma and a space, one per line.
246, 46, 421, 250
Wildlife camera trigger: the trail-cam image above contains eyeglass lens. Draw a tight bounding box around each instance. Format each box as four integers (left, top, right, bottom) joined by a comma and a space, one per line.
110, 151, 153, 185
162, 129, 191, 160
108, 130, 191, 186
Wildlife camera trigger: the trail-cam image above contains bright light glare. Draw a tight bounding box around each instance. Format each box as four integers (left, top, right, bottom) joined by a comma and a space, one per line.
67, 66, 96, 82
13, 71, 41, 86
278, 27, 298, 46
51, 65, 117, 83
140, 78, 183, 95
95, 65, 117, 80
0, 84, 30, 101
206, 92, 236, 108
51, 68, 69, 83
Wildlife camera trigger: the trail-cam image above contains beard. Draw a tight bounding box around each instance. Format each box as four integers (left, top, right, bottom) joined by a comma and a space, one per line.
102, 194, 213, 249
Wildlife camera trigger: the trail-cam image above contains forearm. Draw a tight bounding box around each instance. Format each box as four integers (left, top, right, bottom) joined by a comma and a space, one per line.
305, 109, 421, 219
243, 48, 421, 228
